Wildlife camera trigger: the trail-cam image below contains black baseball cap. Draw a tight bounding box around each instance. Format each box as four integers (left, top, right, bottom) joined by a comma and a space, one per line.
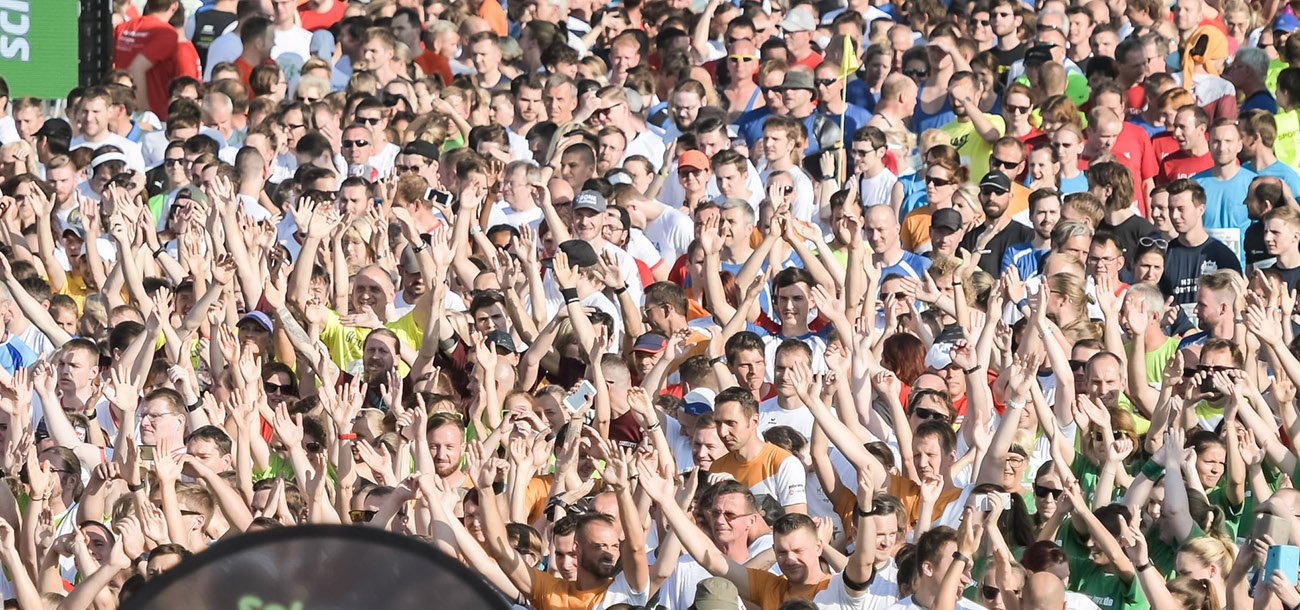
35, 118, 71, 140
979, 171, 1012, 194
400, 140, 440, 161
931, 208, 964, 233
558, 240, 599, 268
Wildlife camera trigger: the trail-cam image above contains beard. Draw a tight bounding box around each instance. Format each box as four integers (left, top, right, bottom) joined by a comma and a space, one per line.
580, 552, 620, 579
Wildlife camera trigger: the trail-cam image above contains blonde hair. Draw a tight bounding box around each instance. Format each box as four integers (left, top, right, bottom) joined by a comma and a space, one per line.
1179, 536, 1237, 577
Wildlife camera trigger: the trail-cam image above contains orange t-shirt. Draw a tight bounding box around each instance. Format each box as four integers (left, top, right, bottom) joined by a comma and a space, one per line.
479, 0, 508, 36
887, 476, 963, 529
529, 569, 618, 610
748, 569, 831, 610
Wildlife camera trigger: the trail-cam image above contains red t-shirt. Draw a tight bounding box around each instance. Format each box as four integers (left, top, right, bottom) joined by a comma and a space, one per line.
299, 1, 348, 31
176, 40, 202, 81
113, 15, 179, 119
1151, 132, 1181, 162
793, 51, 824, 70
1157, 149, 1213, 184
1110, 122, 1159, 213
415, 50, 453, 85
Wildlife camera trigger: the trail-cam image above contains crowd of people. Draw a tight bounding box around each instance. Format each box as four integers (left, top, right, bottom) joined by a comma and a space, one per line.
4, 0, 1300, 608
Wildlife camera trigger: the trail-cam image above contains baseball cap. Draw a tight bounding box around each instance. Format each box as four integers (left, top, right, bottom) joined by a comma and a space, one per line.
931, 208, 963, 233
401, 140, 440, 161
690, 577, 740, 610
573, 189, 607, 213
34, 118, 71, 141
779, 6, 816, 32
682, 388, 718, 416
485, 330, 517, 354
924, 341, 957, 370
175, 186, 209, 206
979, 171, 1012, 194
678, 150, 710, 172
238, 311, 274, 332
558, 240, 599, 268
632, 333, 668, 353
1274, 12, 1300, 32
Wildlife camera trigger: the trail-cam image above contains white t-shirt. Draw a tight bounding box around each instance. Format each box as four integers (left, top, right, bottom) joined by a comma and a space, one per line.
487, 201, 544, 231
886, 594, 986, 610
369, 142, 401, 179
757, 396, 815, 440
858, 558, 901, 610
643, 205, 694, 265
624, 228, 664, 271
658, 538, 769, 610
858, 170, 899, 208
0, 116, 18, 145
272, 26, 313, 63
761, 166, 817, 226
623, 128, 667, 171
71, 134, 146, 172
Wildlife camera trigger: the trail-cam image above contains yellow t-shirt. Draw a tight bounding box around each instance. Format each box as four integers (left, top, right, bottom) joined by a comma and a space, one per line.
319, 308, 424, 373
940, 114, 1006, 183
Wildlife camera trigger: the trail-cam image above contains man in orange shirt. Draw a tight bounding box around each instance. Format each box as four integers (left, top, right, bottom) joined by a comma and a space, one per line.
641, 453, 881, 610
475, 453, 649, 610
234, 17, 277, 92
707, 387, 807, 514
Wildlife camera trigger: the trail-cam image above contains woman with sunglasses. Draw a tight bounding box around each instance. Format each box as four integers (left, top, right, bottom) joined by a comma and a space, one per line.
900, 147, 968, 253
1001, 83, 1041, 143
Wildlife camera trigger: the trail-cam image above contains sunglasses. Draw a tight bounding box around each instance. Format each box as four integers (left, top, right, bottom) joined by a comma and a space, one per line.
1068, 359, 1088, 371
284, 123, 307, 131
264, 381, 296, 394
980, 186, 1006, 196
852, 147, 875, 156
164, 158, 186, 167
342, 139, 369, 148
1089, 430, 1125, 443
1139, 236, 1169, 249
349, 509, 377, 523
356, 116, 382, 126
395, 165, 421, 174
982, 585, 1019, 599
815, 78, 838, 87
1199, 364, 1236, 373
884, 291, 908, 301
304, 441, 325, 454
1005, 104, 1032, 114
298, 96, 321, 104
926, 175, 956, 186
904, 69, 930, 79
728, 54, 757, 62
1034, 485, 1064, 499
913, 406, 950, 422
991, 157, 1020, 170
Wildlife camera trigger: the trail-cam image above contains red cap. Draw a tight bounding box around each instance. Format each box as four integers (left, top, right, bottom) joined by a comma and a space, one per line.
678, 150, 710, 172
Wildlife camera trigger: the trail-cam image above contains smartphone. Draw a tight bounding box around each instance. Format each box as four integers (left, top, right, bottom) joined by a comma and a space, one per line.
425, 188, 453, 208
139, 445, 156, 462
1266, 545, 1300, 585
1256, 514, 1292, 545
1199, 375, 1217, 394
565, 380, 597, 414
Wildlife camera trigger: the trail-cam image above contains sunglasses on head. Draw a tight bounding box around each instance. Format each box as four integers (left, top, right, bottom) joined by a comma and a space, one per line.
1139, 236, 1168, 249
1034, 484, 1064, 499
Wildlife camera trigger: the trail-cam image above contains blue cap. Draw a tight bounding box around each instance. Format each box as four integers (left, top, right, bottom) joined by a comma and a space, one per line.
1274, 12, 1300, 32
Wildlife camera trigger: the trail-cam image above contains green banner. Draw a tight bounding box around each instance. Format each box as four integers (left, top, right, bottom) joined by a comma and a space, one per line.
0, 0, 79, 99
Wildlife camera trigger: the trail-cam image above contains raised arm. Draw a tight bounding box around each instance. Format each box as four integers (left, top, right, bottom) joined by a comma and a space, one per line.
637, 460, 750, 594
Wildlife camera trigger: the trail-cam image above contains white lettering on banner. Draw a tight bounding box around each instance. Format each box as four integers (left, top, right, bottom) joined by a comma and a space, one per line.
0, 0, 30, 62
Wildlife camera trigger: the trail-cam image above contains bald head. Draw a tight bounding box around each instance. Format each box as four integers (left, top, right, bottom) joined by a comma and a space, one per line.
1023, 572, 1066, 610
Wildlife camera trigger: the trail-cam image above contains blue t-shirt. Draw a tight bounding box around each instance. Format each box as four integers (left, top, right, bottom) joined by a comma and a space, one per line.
912, 86, 956, 134
881, 251, 932, 283
1001, 241, 1049, 279
817, 105, 874, 148
1060, 172, 1089, 195
899, 174, 927, 218
1246, 160, 1300, 197
1194, 167, 1256, 232
1242, 90, 1278, 114
736, 107, 774, 148
0, 338, 36, 375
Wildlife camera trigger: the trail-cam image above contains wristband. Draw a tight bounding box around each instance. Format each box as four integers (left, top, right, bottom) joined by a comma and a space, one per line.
152, 246, 167, 259
710, 355, 727, 365
952, 551, 973, 565
560, 287, 580, 303
613, 285, 628, 295
185, 399, 202, 413
128, 481, 146, 493
1136, 562, 1154, 572
1006, 399, 1026, 411
854, 503, 873, 519
963, 365, 981, 376
1016, 298, 1030, 311
644, 423, 661, 433
84, 408, 98, 420
1139, 458, 1166, 480
338, 432, 358, 441
469, 226, 482, 236
412, 242, 428, 253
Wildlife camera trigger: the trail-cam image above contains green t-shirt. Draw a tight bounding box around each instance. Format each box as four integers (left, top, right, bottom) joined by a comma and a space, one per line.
1207, 483, 1245, 539
1063, 523, 1149, 610
1071, 453, 1102, 500
1147, 523, 1204, 577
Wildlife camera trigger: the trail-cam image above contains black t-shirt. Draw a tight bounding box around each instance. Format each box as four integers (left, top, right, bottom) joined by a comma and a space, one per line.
961, 221, 1034, 277
192, 9, 237, 67
1159, 236, 1242, 307
1099, 214, 1159, 267
1276, 264, 1300, 290
992, 42, 1028, 74
1245, 221, 1270, 268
